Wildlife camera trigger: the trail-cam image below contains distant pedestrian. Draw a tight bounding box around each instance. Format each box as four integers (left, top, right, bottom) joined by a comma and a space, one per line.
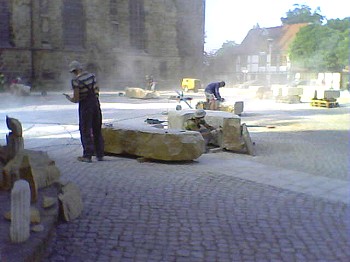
204, 81, 225, 110
64, 61, 104, 162
145, 75, 157, 91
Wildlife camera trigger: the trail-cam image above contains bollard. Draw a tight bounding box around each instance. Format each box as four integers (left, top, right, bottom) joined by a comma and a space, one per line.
10, 179, 31, 243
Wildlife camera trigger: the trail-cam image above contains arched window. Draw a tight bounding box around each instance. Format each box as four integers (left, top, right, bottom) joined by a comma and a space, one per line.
110, 0, 119, 44
40, 0, 50, 47
129, 0, 145, 50
0, 0, 11, 47
62, 0, 84, 49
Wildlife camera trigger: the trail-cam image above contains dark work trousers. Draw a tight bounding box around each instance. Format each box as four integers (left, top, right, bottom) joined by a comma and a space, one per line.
78, 95, 104, 159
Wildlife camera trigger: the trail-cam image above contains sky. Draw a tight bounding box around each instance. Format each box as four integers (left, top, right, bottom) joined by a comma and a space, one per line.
205, 0, 349, 52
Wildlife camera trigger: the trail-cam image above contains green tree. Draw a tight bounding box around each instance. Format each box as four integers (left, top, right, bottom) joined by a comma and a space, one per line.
281, 4, 325, 25
327, 18, 350, 68
289, 18, 350, 72
203, 41, 238, 79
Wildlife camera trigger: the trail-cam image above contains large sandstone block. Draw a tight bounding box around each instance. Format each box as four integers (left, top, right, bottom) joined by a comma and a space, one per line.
196, 101, 244, 115
281, 87, 303, 96
2, 150, 60, 191
318, 89, 340, 99
272, 86, 303, 97
102, 123, 204, 161
168, 110, 244, 152
58, 182, 83, 222
125, 87, 160, 99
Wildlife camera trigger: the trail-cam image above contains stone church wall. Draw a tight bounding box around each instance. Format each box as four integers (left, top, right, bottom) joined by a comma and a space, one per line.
0, 0, 205, 91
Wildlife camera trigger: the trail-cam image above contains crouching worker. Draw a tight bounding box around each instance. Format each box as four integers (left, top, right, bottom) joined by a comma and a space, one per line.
204, 81, 225, 110
185, 109, 221, 152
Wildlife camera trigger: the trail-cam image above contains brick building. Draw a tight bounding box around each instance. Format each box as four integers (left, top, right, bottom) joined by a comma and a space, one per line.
0, 0, 205, 91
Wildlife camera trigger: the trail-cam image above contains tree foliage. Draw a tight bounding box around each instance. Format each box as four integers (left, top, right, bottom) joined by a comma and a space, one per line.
289, 18, 350, 72
203, 41, 238, 76
281, 4, 325, 25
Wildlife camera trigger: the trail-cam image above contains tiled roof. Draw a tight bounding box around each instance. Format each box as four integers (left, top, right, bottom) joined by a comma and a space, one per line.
236, 23, 308, 54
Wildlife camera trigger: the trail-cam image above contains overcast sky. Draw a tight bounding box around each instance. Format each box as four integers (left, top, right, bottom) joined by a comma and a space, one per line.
205, 0, 349, 52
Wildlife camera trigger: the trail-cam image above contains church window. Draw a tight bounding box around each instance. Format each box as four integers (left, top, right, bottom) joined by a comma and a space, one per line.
62, 0, 85, 49
129, 0, 145, 50
0, 0, 11, 47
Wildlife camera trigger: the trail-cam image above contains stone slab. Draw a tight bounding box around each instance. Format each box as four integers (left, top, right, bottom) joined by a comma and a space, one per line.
125, 87, 160, 99
167, 109, 244, 152
58, 182, 83, 222
102, 123, 204, 161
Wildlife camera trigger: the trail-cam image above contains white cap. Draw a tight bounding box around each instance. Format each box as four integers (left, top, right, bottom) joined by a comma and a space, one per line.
194, 109, 206, 118
69, 61, 83, 72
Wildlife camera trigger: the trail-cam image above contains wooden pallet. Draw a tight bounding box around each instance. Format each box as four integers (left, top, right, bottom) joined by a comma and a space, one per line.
311, 99, 339, 108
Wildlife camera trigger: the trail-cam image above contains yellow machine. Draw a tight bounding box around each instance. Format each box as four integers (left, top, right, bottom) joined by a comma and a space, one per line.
181, 78, 201, 92
310, 90, 340, 108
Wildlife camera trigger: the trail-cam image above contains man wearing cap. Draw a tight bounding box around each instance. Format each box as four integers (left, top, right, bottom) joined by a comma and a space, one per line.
64, 60, 104, 162
185, 109, 220, 151
204, 81, 225, 110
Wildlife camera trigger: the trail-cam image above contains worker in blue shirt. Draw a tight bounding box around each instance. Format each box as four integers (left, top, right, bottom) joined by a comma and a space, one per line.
204, 81, 225, 110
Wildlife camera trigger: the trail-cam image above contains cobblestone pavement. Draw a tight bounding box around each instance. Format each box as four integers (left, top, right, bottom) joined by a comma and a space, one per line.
1, 90, 349, 261
37, 142, 348, 262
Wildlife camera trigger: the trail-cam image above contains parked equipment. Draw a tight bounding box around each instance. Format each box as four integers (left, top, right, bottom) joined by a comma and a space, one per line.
311, 99, 339, 108
311, 90, 340, 108
181, 78, 201, 93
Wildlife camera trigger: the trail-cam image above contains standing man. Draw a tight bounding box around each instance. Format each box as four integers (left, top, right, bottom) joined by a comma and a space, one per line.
145, 75, 157, 91
64, 61, 104, 162
204, 81, 225, 110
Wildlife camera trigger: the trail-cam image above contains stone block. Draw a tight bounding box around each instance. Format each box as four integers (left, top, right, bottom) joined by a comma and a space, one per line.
32, 165, 61, 189
42, 196, 57, 209
19, 155, 38, 203
167, 110, 194, 130
196, 101, 244, 115
6, 134, 24, 161
281, 87, 303, 96
10, 180, 31, 243
217, 101, 244, 115
218, 104, 234, 113
125, 87, 160, 99
272, 86, 303, 97
58, 182, 83, 222
2, 150, 60, 191
102, 123, 204, 161
167, 110, 244, 152
322, 90, 340, 99
234, 101, 244, 115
